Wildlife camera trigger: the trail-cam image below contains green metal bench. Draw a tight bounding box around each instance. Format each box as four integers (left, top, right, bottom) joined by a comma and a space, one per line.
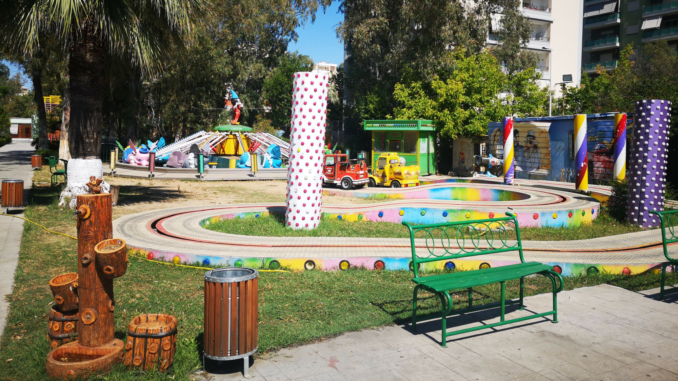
403, 212, 564, 347
48, 156, 67, 186
649, 210, 678, 300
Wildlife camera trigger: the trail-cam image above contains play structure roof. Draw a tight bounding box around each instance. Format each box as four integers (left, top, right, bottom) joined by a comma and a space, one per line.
214, 125, 253, 132
363, 120, 435, 131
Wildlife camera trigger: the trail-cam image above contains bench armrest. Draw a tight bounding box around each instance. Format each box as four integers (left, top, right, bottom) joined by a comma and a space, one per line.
649, 210, 678, 263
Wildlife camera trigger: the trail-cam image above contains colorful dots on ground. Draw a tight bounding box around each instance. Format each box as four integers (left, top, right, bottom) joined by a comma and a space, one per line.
172, 256, 181, 264
408, 261, 420, 272
202, 259, 210, 266
421, 210, 426, 216
339, 260, 350, 271
255, 214, 260, 218
622, 267, 631, 275
465, 212, 470, 218
587, 266, 599, 275
568, 212, 573, 218
444, 261, 456, 270
399, 210, 405, 216
552, 213, 557, 219
147, 252, 154, 260
443, 211, 448, 217
489, 212, 495, 219
552, 265, 563, 274
337, 215, 342, 220
358, 214, 363, 220
269, 260, 281, 270
374, 260, 385, 270
378, 211, 384, 218
533, 213, 538, 220
582, 210, 586, 216
591, 209, 595, 214
304, 260, 316, 271
479, 262, 491, 270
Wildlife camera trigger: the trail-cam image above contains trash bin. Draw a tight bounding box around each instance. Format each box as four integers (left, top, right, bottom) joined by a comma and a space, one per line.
32, 154, 43, 169
203, 268, 258, 376
1, 180, 24, 211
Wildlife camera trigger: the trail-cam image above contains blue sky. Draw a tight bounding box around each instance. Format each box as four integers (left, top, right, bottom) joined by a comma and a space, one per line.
288, 3, 344, 65
3, 4, 344, 91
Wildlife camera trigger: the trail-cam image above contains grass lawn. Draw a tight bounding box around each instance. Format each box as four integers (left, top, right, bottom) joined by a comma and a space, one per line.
1, 181, 676, 380
205, 209, 645, 241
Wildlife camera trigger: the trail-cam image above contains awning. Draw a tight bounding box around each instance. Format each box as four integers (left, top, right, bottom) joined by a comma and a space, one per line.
641, 16, 662, 30
583, 0, 618, 17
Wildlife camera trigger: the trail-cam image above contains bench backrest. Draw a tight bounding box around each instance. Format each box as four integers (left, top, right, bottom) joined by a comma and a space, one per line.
47, 156, 58, 168
649, 210, 678, 263
402, 212, 524, 278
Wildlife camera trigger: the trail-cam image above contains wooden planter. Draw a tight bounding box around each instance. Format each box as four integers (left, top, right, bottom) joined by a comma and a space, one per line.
49, 273, 79, 312
124, 314, 178, 372
94, 239, 128, 279
48, 305, 79, 348
31, 154, 43, 169
1, 180, 23, 209
203, 267, 258, 374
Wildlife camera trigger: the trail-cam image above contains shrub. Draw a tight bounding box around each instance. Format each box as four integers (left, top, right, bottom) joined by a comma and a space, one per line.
35, 149, 59, 163
605, 179, 628, 222
0, 134, 11, 148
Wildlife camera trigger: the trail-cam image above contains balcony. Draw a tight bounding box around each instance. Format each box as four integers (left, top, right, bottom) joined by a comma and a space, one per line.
522, 2, 553, 22
584, 13, 620, 29
535, 65, 550, 79
583, 36, 620, 51
642, 26, 678, 42
643, 1, 678, 17
583, 60, 618, 72
527, 34, 550, 50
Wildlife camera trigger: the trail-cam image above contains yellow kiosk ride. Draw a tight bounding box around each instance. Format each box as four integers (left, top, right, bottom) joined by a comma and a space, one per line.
368, 152, 420, 188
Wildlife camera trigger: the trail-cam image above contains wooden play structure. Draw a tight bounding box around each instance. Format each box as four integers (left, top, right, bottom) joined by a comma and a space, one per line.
124, 314, 178, 371
45, 180, 128, 380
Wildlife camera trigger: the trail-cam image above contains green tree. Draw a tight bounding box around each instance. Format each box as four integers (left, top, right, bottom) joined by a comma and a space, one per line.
263, 52, 314, 135
339, 0, 534, 124
1, 0, 205, 205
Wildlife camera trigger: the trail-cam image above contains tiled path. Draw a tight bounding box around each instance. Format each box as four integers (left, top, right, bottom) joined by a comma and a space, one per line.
196, 284, 678, 381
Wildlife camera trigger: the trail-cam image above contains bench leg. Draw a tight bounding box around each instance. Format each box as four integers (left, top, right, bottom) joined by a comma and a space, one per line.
500, 282, 506, 322
660, 263, 668, 301
520, 277, 525, 311
548, 274, 558, 323
438, 292, 452, 348
412, 285, 422, 331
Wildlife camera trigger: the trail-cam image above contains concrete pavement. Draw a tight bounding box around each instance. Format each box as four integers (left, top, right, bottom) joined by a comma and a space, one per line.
0, 140, 34, 341
196, 284, 678, 381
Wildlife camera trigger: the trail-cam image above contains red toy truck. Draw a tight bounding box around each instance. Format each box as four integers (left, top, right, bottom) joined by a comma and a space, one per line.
323, 152, 369, 190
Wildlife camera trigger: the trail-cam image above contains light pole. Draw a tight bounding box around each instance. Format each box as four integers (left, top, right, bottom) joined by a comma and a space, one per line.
555, 75, 573, 116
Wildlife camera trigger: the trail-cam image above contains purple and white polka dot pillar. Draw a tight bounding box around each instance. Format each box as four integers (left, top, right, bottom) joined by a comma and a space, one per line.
627, 99, 672, 228
285, 71, 329, 230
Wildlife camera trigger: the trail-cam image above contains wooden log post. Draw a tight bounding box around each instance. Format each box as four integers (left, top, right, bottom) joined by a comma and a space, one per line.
75, 193, 114, 347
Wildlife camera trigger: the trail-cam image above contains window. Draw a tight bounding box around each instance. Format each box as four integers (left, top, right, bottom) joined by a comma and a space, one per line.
325, 156, 335, 166
389, 140, 402, 152
374, 132, 387, 152
627, 25, 639, 35
626, 1, 639, 12
403, 131, 418, 153
377, 157, 386, 169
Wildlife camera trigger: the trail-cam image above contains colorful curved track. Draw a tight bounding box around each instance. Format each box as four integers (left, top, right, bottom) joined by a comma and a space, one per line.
113, 180, 672, 276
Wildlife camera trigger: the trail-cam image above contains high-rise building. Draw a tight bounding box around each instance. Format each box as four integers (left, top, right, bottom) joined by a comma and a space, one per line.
489, 1, 584, 98
582, 0, 678, 75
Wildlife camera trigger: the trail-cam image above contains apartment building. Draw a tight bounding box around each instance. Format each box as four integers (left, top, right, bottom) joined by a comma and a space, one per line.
490, 1, 584, 97
582, 0, 678, 74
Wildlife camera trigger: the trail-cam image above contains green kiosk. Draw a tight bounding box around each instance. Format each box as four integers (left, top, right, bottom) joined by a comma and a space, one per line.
363, 120, 436, 175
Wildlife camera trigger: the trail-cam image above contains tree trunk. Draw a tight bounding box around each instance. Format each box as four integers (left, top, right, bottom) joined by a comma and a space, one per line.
60, 21, 110, 208
59, 94, 71, 160
33, 69, 49, 149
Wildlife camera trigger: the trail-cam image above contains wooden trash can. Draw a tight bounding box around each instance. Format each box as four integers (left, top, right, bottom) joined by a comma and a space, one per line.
31, 154, 43, 169
48, 273, 79, 312
47, 305, 79, 348
203, 268, 258, 376
1, 180, 24, 210
124, 314, 178, 372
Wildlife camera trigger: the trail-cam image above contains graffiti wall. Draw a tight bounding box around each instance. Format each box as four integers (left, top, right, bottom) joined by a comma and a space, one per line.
489, 121, 552, 176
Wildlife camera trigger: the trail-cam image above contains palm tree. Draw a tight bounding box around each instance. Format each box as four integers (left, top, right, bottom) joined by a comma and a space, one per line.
0, 0, 204, 207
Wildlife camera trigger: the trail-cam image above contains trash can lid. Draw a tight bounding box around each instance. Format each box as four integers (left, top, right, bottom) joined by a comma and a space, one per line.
2, 179, 23, 183
205, 267, 258, 283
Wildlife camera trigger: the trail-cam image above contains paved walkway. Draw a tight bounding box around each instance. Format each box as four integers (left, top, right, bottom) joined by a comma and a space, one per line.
0, 140, 34, 340
195, 284, 678, 381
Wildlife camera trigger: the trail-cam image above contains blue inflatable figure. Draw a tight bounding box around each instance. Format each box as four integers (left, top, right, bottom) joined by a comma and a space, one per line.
147, 137, 166, 152
122, 147, 134, 162
263, 144, 282, 168
236, 152, 251, 168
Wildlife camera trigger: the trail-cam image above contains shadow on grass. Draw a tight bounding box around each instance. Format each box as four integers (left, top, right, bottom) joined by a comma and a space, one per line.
115, 185, 186, 206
